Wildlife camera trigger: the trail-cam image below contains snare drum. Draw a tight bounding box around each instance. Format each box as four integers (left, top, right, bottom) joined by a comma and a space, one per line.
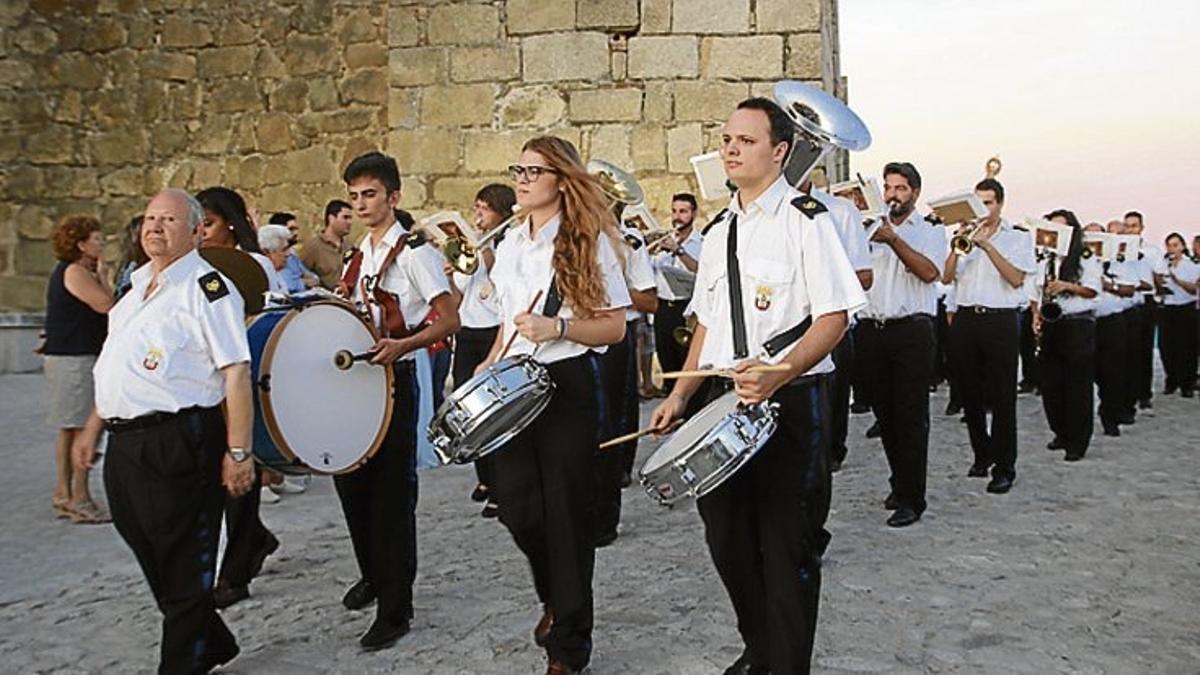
247, 299, 393, 474
638, 391, 779, 505
428, 354, 554, 464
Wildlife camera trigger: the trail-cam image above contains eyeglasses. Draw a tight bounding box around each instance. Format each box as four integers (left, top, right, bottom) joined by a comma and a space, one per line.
507, 164, 558, 183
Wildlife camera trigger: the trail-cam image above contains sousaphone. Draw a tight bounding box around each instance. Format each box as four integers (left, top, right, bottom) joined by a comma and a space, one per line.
773, 81, 872, 188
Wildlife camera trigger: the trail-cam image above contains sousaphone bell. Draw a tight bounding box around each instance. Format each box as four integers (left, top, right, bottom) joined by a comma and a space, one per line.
773, 81, 872, 188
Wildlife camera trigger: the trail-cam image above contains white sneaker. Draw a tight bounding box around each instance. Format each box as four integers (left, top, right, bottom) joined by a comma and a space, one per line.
270, 476, 308, 495
260, 486, 281, 504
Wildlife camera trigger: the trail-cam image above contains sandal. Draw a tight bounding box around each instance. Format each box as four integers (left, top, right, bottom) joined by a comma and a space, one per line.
66, 500, 111, 525
52, 496, 72, 519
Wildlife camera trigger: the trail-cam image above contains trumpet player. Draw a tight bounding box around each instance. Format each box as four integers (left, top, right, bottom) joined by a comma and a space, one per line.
1033, 211, 1101, 461
942, 179, 1036, 494
1158, 232, 1199, 397
855, 162, 946, 526
649, 193, 703, 397
1123, 211, 1165, 410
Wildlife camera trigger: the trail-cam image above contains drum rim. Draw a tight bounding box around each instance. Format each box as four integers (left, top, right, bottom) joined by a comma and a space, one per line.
640, 390, 738, 476
256, 300, 395, 475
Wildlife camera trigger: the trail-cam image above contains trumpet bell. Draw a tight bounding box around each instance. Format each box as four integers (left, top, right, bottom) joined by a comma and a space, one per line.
444, 237, 478, 275
773, 81, 872, 152
586, 159, 644, 205
950, 235, 975, 256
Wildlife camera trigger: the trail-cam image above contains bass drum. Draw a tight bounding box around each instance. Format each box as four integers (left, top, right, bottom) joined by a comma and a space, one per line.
247, 299, 393, 474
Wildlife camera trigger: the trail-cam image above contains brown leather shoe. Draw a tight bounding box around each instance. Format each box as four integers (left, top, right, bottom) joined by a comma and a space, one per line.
546, 658, 578, 675
534, 606, 554, 647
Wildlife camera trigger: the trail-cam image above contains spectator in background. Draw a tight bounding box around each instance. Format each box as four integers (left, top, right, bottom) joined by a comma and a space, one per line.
268, 212, 301, 245
261, 223, 318, 294
299, 200, 354, 290
43, 214, 112, 524
197, 187, 286, 295
113, 215, 148, 300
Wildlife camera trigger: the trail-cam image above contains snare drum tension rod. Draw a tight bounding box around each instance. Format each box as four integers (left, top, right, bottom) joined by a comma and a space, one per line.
333, 349, 374, 370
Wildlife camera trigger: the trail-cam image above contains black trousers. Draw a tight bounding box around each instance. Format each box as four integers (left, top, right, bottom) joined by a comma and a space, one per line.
1095, 312, 1128, 428
1136, 300, 1157, 401
495, 355, 598, 671
1159, 304, 1199, 391
218, 465, 272, 587
452, 326, 500, 490
945, 313, 962, 409
653, 299, 689, 392
333, 366, 418, 625
933, 298, 950, 386
104, 406, 236, 675
1018, 307, 1040, 388
858, 315, 935, 513
1039, 316, 1096, 456
595, 323, 638, 539
828, 331, 853, 465
950, 309, 1020, 479
697, 377, 831, 674
1121, 307, 1142, 417
850, 321, 874, 408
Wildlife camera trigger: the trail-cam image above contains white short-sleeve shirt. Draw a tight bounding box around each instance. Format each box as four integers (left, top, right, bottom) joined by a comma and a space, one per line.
1161, 256, 1200, 306
1034, 254, 1103, 315
651, 228, 703, 301
810, 188, 872, 272
94, 249, 250, 420
620, 226, 657, 321
860, 209, 948, 320
691, 174, 867, 373
952, 219, 1038, 309
452, 245, 502, 329
1096, 259, 1138, 317
491, 213, 632, 364
346, 221, 451, 359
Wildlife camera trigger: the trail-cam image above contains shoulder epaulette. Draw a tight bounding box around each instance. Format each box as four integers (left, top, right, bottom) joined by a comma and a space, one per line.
406, 231, 427, 249
1082, 248, 1094, 260
1192, 254, 1200, 264
1137, 251, 1144, 260
1012, 224, 1028, 232
198, 271, 229, 303
342, 248, 358, 265
923, 213, 943, 225
623, 232, 644, 250
790, 196, 827, 219
700, 208, 729, 236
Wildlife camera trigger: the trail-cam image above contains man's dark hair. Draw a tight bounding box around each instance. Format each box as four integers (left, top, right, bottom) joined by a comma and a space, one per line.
882, 162, 922, 191
343, 151, 401, 193
975, 178, 1005, 203
735, 97, 793, 157
393, 208, 415, 229
671, 193, 698, 210
324, 199, 351, 222
1123, 210, 1143, 224
268, 212, 296, 226
475, 183, 516, 219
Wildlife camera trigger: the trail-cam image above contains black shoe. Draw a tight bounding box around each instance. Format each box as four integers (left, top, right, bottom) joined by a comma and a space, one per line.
470, 483, 489, 502
619, 472, 632, 488
1017, 381, 1036, 394
359, 617, 410, 651
594, 530, 618, 548
201, 641, 240, 672
1102, 424, 1120, 437
944, 401, 962, 416
865, 421, 882, 439
829, 457, 843, 473
1117, 413, 1135, 425
1138, 398, 1153, 410
887, 507, 921, 527
481, 500, 499, 519
1046, 437, 1066, 451
247, 532, 279, 581
1064, 452, 1085, 462
1164, 385, 1178, 395
850, 401, 870, 414
212, 582, 250, 610
1183, 388, 1195, 399
986, 475, 1013, 494
883, 493, 899, 510
967, 464, 990, 478
342, 579, 376, 610
723, 653, 770, 675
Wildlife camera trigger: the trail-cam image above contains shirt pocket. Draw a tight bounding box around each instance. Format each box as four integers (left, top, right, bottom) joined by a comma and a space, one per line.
744, 258, 795, 314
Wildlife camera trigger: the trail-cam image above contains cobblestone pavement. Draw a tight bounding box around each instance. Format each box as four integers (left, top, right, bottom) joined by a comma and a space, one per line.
1, 372, 1197, 674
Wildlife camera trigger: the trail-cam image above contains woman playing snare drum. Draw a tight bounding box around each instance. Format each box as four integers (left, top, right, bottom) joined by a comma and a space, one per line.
475, 136, 630, 675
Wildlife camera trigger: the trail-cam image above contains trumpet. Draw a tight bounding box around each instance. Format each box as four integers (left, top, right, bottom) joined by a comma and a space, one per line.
644, 229, 678, 254
950, 223, 979, 256
673, 314, 698, 347
440, 206, 523, 275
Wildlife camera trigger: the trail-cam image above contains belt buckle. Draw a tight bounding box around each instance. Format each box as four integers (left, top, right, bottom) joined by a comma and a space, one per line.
971, 306, 986, 314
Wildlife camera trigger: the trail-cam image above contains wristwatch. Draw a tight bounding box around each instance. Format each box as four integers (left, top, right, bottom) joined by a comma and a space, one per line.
228, 447, 250, 463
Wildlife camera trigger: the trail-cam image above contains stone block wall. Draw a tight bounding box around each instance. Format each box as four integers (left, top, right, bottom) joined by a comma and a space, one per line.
0, 0, 841, 311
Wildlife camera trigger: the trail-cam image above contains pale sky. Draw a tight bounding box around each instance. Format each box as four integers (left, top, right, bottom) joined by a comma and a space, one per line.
840, 0, 1200, 245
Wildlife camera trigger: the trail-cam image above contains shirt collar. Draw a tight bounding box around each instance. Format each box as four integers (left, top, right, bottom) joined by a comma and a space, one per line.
728, 174, 791, 220
133, 248, 199, 289
515, 212, 562, 246
361, 220, 406, 254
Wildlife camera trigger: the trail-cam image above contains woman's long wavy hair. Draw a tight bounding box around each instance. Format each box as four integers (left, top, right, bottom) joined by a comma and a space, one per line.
522, 136, 623, 319
1044, 209, 1084, 282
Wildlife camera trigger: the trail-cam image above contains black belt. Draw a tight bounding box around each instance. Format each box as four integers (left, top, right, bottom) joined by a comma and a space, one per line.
959, 305, 1018, 315
659, 298, 690, 308
860, 314, 933, 328
104, 405, 211, 434
1059, 311, 1096, 321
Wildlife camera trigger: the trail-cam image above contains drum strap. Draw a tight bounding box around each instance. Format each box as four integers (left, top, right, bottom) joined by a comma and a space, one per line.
726, 215, 749, 359
337, 249, 364, 298
762, 316, 813, 358
541, 274, 563, 318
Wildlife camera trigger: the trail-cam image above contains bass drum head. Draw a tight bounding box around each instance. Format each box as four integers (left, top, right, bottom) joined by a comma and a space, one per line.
259, 301, 393, 474
640, 390, 740, 476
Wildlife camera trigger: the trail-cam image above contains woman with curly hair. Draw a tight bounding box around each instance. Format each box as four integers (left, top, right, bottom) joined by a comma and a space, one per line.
474, 136, 630, 674
43, 214, 112, 523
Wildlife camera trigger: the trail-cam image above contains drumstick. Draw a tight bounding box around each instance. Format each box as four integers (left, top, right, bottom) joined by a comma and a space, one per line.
333, 349, 375, 370
598, 420, 682, 450
659, 363, 793, 380
497, 290, 545, 362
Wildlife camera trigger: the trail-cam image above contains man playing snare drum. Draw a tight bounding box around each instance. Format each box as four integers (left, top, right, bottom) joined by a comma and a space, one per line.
650, 98, 866, 674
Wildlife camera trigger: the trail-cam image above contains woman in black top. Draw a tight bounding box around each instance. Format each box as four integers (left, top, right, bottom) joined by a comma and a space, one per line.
43, 215, 112, 524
